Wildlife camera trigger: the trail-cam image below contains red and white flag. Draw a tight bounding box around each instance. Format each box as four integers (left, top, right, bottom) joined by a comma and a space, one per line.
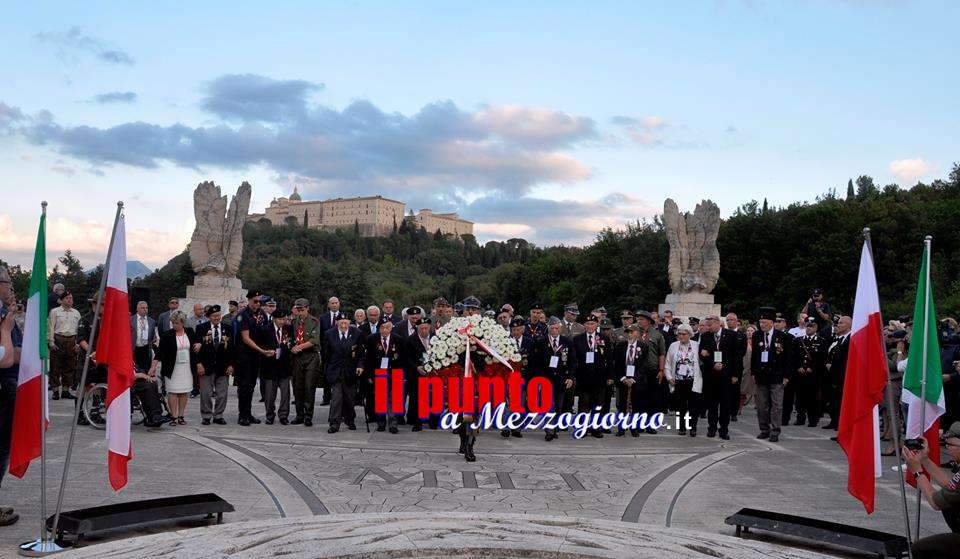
837, 239, 888, 514
96, 214, 134, 490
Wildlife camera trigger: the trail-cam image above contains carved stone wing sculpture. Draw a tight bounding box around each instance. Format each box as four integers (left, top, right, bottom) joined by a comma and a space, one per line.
663, 198, 720, 294
189, 181, 251, 277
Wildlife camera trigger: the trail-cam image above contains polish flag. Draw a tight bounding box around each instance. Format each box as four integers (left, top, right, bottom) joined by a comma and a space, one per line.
97, 214, 134, 490
837, 240, 888, 514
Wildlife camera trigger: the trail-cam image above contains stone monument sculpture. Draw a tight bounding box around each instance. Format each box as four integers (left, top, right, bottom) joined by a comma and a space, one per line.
181, 181, 251, 313
659, 198, 722, 319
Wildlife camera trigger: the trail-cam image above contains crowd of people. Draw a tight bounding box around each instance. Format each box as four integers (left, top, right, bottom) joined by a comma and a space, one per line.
1, 266, 960, 536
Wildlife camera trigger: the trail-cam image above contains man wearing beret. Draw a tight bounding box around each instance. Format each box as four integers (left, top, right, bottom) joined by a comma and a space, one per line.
234, 290, 272, 426
290, 298, 322, 427
396, 306, 423, 339
533, 316, 577, 441
611, 310, 634, 344
323, 312, 361, 433
572, 314, 613, 438
751, 307, 793, 442
195, 305, 234, 425
402, 316, 435, 432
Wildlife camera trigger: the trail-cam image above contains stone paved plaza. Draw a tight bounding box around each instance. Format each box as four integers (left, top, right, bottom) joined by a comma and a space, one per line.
0, 388, 947, 557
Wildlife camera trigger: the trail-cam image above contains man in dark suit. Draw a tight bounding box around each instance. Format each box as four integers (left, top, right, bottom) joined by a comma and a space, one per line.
130, 301, 158, 372
724, 312, 748, 422
572, 314, 612, 438
403, 316, 434, 431
751, 307, 793, 442
395, 306, 422, 339
320, 296, 341, 333
381, 299, 403, 326
501, 317, 535, 438
260, 308, 292, 425
613, 324, 647, 436
533, 317, 577, 441
195, 305, 234, 425
363, 319, 405, 433
323, 312, 362, 433
823, 315, 852, 432
157, 297, 180, 334
698, 315, 743, 440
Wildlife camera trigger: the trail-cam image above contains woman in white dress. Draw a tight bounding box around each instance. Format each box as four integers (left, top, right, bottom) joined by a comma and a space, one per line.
664, 324, 703, 437
153, 310, 198, 425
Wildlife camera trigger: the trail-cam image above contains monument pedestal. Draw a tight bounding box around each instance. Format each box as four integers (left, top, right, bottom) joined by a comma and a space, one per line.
181, 275, 246, 315
659, 292, 721, 320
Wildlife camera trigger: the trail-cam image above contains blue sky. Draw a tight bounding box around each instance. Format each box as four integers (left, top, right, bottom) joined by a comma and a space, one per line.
1, 1, 957, 269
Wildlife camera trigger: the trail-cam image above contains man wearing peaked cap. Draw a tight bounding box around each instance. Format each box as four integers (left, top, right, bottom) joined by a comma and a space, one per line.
611, 310, 635, 344
786, 315, 826, 428
322, 309, 361, 433
751, 306, 792, 442
463, 296, 482, 315
561, 304, 585, 338
195, 303, 234, 426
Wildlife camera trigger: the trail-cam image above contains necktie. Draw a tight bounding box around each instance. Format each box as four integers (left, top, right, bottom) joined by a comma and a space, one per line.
766, 332, 771, 348
552, 337, 558, 351
139, 317, 146, 345
588, 334, 594, 349
341, 332, 346, 342
628, 344, 635, 365
214, 325, 220, 345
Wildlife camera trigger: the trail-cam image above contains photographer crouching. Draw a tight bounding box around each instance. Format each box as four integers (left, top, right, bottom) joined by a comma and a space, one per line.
902, 422, 960, 557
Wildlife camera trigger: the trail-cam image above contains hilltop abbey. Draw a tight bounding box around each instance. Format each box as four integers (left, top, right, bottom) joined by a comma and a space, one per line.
247, 187, 474, 237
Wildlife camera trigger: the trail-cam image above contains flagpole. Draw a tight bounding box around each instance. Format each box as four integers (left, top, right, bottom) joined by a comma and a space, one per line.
915, 235, 932, 540
49, 201, 123, 547
864, 228, 913, 557
19, 202, 63, 557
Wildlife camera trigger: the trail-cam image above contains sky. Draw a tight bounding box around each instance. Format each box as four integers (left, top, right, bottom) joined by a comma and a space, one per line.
1, 1, 957, 270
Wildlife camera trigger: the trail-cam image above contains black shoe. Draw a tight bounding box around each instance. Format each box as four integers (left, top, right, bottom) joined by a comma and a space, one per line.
601, 428, 612, 434
511, 430, 523, 438
279, 418, 289, 425
61, 391, 76, 400
412, 424, 422, 432
795, 416, 806, 426
376, 425, 386, 432
265, 418, 274, 425
707, 430, 716, 438
202, 418, 211, 426
388, 426, 399, 434
213, 418, 227, 425
239, 418, 250, 426
822, 422, 837, 430
807, 420, 819, 427
459, 432, 468, 454
829, 436, 838, 442
591, 430, 604, 439
397, 417, 407, 426
501, 429, 511, 438
630, 429, 640, 437
720, 433, 730, 440
464, 437, 476, 462
191, 389, 200, 398
679, 428, 687, 436
757, 432, 769, 439
616, 428, 625, 437
545, 432, 556, 442
347, 423, 356, 430
52, 392, 60, 401
304, 418, 313, 427
321, 399, 331, 406
645, 427, 657, 435
729, 415, 738, 422
689, 429, 697, 437
770, 435, 780, 443
328, 425, 339, 434
291, 416, 304, 425
249, 417, 262, 424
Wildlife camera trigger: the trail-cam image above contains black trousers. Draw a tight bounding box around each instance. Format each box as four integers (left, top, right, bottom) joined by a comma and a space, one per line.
404, 372, 421, 426
0, 376, 16, 487
783, 371, 819, 423
638, 370, 663, 417
912, 532, 960, 559
670, 378, 697, 430
577, 385, 604, 414
235, 355, 260, 420
132, 378, 164, 423
728, 375, 742, 417
329, 380, 356, 426
701, 374, 730, 435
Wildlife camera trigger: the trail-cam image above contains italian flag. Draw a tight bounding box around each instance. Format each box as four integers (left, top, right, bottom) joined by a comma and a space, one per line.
97, 214, 134, 490
901, 241, 944, 482
8, 209, 49, 478
837, 239, 887, 514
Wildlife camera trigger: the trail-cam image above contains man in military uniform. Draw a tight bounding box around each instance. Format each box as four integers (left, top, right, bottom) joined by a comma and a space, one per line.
432, 297, 453, 329
572, 314, 612, 438
462, 296, 482, 316
611, 310, 635, 344
560, 304, 584, 338
613, 324, 647, 436
786, 317, 826, 427
689, 317, 702, 342
635, 311, 667, 434
822, 315, 852, 433
724, 312, 747, 422
659, 310, 677, 347
752, 307, 793, 442
289, 298, 322, 427
222, 300, 239, 328
525, 303, 547, 342
534, 317, 576, 441
697, 315, 741, 440
364, 319, 405, 433
48, 291, 82, 400
323, 312, 362, 433
234, 290, 272, 426
195, 305, 234, 425
403, 316, 434, 432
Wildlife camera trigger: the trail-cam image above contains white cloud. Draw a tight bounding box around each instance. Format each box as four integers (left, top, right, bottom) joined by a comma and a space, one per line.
473, 223, 535, 238
889, 158, 933, 184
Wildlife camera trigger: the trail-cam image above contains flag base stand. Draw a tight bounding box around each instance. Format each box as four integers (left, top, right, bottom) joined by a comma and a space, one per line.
17, 539, 63, 557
